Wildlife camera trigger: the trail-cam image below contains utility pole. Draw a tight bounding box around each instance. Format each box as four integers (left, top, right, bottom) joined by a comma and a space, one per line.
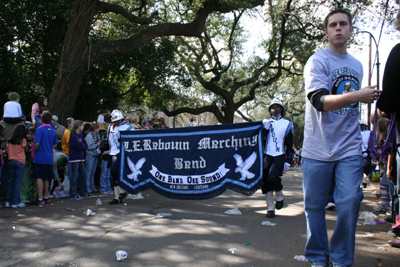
359, 31, 379, 129
368, 35, 372, 129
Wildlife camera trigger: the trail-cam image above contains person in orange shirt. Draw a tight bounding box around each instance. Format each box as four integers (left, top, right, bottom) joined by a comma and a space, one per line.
5, 125, 29, 208
62, 118, 74, 184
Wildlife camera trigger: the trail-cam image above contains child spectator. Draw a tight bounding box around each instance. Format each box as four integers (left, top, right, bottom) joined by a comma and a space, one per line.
132, 118, 141, 129
20, 127, 36, 204
33, 111, 58, 207
31, 95, 55, 129
159, 118, 167, 128
142, 120, 150, 129
138, 114, 144, 125
99, 134, 112, 194
5, 124, 28, 208
52, 151, 68, 196
85, 123, 100, 193
62, 118, 74, 185
31, 95, 46, 127
3, 92, 25, 124
69, 120, 92, 199
97, 110, 107, 123
373, 118, 393, 212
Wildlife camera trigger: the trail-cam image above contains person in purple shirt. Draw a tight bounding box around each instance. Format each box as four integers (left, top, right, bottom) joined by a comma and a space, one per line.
69, 120, 93, 199
33, 111, 58, 207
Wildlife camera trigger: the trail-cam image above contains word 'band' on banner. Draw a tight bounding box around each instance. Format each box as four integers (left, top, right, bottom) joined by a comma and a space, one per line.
119, 121, 264, 200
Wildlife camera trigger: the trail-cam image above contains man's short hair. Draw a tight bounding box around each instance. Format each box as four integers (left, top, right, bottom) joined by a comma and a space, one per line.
324, 9, 352, 29
65, 118, 73, 128
41, 111, 52, 124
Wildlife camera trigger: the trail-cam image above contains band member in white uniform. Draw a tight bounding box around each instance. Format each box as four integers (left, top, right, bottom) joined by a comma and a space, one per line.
262, 99, 294, 218
108, 110, 135, 205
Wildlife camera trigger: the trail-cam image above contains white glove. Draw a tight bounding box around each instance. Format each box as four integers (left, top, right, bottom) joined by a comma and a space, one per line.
262, 119, 271, 130
284, 162, 291, 170
363, 152, 368, 158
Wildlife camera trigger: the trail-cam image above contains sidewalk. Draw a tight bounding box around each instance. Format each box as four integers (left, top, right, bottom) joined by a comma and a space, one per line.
0, 167, 398, 266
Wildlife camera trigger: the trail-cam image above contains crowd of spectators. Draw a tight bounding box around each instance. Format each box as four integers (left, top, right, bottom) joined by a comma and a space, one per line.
0, 100, 169, 208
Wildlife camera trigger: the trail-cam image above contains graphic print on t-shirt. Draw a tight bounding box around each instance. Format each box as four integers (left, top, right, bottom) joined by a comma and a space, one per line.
331, 67, 360, 116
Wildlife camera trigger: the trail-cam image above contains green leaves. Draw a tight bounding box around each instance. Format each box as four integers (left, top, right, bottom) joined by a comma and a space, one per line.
0, 0, 72, 114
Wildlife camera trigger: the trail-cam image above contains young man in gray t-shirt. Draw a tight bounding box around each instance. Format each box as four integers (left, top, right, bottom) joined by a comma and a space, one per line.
302, 9, 380, 267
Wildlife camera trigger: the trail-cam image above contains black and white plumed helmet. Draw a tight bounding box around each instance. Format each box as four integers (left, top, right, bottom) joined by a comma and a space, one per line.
111, 110, 124, 122
268, 98, 285, 117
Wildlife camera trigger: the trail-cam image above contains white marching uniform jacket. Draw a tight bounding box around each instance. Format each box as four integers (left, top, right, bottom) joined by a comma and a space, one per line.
263, 116, 294, 157
361, 130, 370, 153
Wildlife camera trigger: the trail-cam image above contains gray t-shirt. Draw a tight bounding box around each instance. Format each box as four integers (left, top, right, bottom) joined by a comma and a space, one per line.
302, 46, 363, 161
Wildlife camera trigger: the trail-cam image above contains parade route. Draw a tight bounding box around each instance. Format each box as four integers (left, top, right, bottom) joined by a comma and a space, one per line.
0, 167, 398, 267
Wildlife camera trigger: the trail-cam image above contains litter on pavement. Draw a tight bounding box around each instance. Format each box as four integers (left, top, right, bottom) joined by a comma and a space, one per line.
224, 208, 242, 215
261, 221, 277, 226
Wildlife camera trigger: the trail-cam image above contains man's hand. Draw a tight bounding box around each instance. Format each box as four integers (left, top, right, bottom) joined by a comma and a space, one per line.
322, 85, 379, 111
355, 85, 380, 104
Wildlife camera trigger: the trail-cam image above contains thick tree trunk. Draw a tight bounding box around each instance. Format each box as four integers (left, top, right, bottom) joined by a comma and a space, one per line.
223, 100, 235, 124
49, 0, 98, 122
224, 110, 235, 124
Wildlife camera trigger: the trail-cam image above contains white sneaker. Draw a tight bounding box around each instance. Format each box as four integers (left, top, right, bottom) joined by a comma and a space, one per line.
325, 202, 336, 210
373, 203, 391, 212
16, 202, 26, 208
11, 203, 25, 208
11, 202, 26, 209
4, 202, 10, 208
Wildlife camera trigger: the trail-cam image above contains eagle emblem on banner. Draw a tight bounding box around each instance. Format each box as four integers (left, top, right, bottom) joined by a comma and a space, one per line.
127, 157, 146, 181
233, 152, 257, 180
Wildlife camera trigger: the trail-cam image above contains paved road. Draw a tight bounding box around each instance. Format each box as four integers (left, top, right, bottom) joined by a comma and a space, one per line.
0, 167, 398, 266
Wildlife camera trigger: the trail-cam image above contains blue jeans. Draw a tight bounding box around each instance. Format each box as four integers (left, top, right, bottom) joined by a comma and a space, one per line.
99, 159, 111, 191
302, 156, 363, 267
1, 161, 9, 198
69, 162, 88, 198
380, 165, 395, 201
5, 160, 25, 205
66, 155, 72, 184
85, 154, 98, 192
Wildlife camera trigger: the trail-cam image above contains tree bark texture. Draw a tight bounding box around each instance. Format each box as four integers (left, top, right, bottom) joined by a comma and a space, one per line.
49, 0, 98, 122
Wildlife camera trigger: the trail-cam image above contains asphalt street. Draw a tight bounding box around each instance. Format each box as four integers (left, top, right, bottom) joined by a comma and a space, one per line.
0, 167, 399, 267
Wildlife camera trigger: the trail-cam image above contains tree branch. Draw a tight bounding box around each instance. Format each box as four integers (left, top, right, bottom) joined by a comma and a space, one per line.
162, 103, 225, 123
119, 83, 140, 97
97, 1, 157, 25
91, 0, 264, 64
235, 109, 253, 122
